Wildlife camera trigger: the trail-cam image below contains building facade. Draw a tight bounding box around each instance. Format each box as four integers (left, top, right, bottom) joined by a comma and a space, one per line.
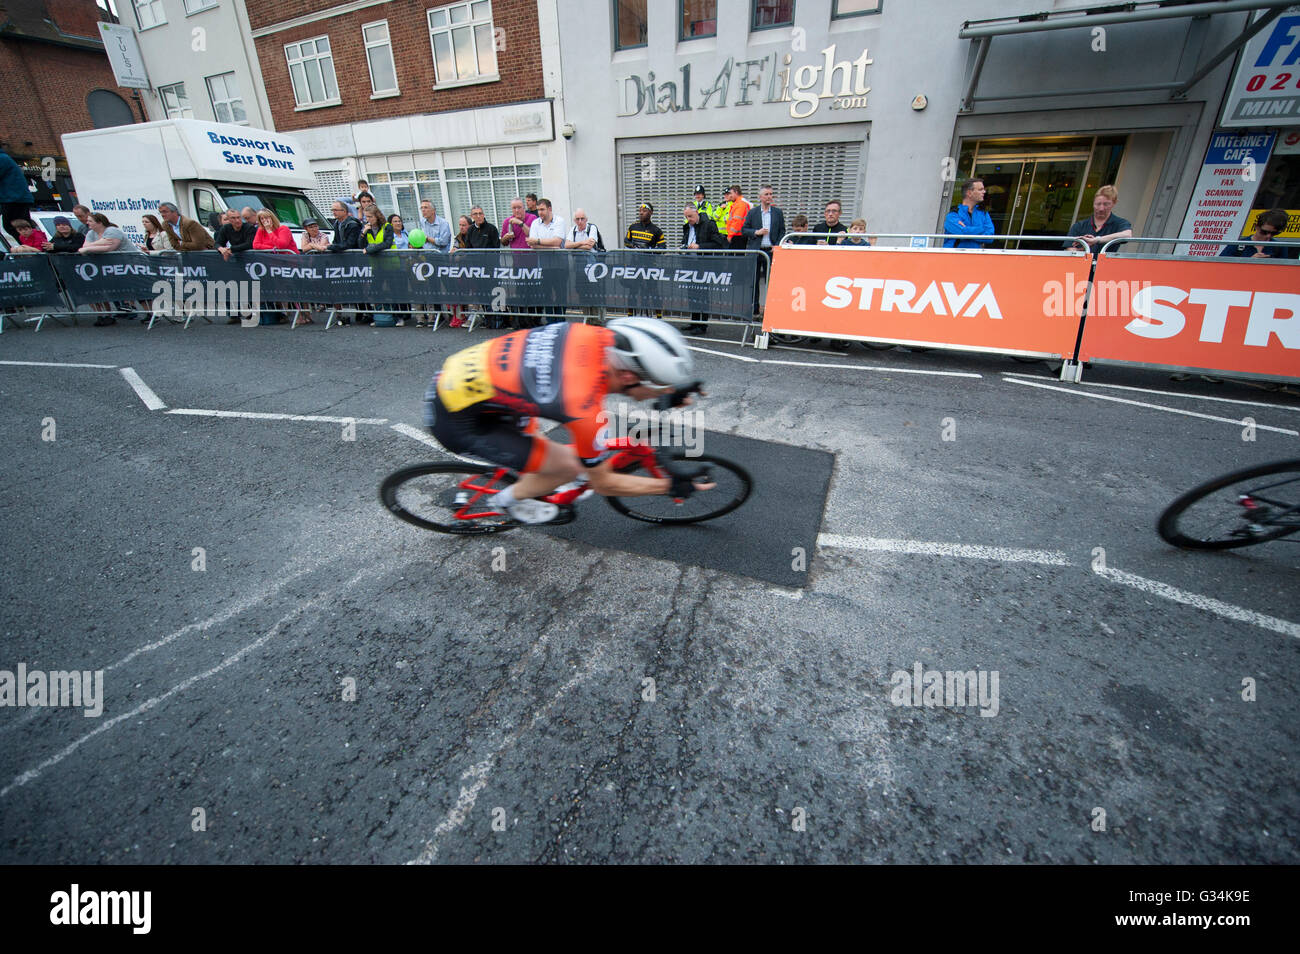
0, 0, 136, 209
557, 0, 1300, 249
123, 0, 273, 128
244, 0, 571, 233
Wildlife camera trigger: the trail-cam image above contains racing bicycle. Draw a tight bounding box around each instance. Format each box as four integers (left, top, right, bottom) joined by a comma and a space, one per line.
381, 437, 752, 534
1157, 459, 1300, 550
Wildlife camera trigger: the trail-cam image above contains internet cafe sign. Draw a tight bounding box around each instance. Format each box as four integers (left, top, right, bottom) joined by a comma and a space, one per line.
618, 44, 871, 121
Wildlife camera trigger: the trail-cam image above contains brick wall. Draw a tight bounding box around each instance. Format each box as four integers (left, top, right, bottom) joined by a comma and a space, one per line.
0, 39, 127, 161
247, 0, 544, 132
46, 0, 108, 38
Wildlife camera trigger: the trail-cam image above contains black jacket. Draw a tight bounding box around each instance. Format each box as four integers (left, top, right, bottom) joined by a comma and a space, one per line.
742, 204, 786, 250
214, 222, 257, 253
49, 232, 84, 253
680, 215, 726, 250
328, 216, 361, 252
467, 219, 499, 249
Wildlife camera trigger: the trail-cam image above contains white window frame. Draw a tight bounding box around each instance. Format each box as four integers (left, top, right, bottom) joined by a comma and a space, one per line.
362, 19, 400, 98
284, 35, 341, 110
427, 0, 500, 89
158, 82, 193, 119
183, 0, 219, 14
133, 0, 166, 30
206, 72, 248, 125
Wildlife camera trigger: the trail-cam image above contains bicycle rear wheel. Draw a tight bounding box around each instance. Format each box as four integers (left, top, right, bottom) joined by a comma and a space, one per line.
606, 452, 752, 525
1157, 459, 1300, 550
380, 462, 518, 534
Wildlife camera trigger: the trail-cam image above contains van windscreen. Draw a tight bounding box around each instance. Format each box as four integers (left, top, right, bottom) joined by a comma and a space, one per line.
218, 189, 326, 229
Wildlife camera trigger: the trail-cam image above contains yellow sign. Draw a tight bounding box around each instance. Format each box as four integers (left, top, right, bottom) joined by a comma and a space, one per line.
1242, 209, 1300, 240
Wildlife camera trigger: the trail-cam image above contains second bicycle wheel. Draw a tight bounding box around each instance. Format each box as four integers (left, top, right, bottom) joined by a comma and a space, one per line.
606, 453, 752, 525
380, 462, 518, 534
1157, 459, 1300, 550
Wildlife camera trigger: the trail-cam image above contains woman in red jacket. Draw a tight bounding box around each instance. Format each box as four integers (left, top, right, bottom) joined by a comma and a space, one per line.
251, 208, 299, 324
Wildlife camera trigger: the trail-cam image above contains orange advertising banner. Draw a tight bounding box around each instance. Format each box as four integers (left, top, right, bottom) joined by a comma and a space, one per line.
762, 246, 1091, 357
1080, 254, 1300, 381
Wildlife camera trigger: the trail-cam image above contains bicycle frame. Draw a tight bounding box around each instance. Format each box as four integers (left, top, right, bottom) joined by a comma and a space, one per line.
449, 437, 663, 521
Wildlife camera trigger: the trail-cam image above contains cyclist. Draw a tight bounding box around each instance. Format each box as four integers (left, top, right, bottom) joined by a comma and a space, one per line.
423, 316, 713, 524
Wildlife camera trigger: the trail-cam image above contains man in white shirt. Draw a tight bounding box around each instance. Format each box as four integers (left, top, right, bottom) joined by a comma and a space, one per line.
526, 198, 567, 324
565, 209, 602, 250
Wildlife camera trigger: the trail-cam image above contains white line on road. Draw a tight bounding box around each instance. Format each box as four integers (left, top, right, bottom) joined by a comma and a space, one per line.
390, 422, 487, 465
1004, 373, 1300, 413
1002, 377, 1299, 436
763, 358, 981, 379
166, 408, 387, 425
1094, 566, 1300, 639
119, 367, 167, 410
818, 533, 1073, 566
407, 647, 607, 864
687, 344, 760, 362
0, 360, 117, 369
0, 568, 375, 800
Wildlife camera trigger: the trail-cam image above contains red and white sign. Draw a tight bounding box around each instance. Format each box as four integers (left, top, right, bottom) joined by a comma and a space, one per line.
1177, 131, 1276, 257
1081, 254, 1300, 380
1221, 7, 1300, 127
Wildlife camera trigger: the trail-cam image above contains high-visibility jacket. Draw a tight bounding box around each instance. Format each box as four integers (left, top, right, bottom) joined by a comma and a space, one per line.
711, 200, 731, 236
686, 199, 716, 224
725, 197, 750, 239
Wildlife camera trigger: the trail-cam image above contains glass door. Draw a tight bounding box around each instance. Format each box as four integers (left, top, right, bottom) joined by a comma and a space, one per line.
971, 159, 1027, 247
1014, 156, 1090, 244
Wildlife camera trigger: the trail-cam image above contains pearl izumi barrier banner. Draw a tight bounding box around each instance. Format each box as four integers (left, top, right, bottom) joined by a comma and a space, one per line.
1079, 253, 1300, 382
0, 256, 67, 309
762, 245, 1092, 358
37, 250, 759, 317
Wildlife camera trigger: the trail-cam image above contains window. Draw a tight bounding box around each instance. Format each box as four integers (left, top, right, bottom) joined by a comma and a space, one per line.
832, 0, 880, 17
752, 0, 794, 30
206, 73, 248, 125
158, 83, 193, 119
615, 0, 648, 49
183, 0, 218, 13
285, 36, 340, 108
365, 163, 541, 233
427, 1, 499, 87
363, 20, 399, 95
217, 188, 327, 230
193, 189, 222, 231
680, 0, 716, 39
134, 0, 165, 29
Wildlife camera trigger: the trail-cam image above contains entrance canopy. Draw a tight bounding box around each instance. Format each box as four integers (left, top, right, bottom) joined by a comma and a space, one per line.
959, 0, 1296, 111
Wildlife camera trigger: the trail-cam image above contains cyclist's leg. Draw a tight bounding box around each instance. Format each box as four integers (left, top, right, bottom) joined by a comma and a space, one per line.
511, 439, 581, 501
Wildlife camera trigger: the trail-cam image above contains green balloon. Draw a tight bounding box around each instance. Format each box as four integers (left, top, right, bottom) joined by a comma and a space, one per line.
408, 229, 427, 248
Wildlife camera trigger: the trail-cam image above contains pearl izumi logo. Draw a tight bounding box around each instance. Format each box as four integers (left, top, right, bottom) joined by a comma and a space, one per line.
0, 664, 103, 717
584, 262, 609, 282
50, 885, 151, 934
74, 262, 98, 280
584, 264, 732, 285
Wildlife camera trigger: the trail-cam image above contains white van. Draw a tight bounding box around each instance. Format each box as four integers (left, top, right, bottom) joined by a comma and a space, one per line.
59, 119, 332, 248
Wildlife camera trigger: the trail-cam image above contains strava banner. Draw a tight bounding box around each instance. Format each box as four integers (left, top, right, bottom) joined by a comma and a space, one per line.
762, 245, 1091, 357
41, 250, 758, 316
0, 256, 67, 309
1080, 253, 1299, 381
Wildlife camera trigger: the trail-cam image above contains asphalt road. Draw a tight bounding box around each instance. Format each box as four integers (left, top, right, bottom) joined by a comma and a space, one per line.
1, 316, 1296, 863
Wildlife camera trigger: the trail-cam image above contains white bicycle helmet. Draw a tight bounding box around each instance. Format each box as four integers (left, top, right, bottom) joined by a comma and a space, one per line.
607, 316, 694, 387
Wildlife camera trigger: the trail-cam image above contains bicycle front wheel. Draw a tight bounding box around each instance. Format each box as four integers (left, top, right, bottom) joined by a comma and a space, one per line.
380, 462, 518, 534
606, 452, 752, 525
1157, 459, 1300, 550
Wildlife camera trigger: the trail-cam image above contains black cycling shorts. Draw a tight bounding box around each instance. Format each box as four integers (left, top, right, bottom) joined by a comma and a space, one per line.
423, 377, 547, 473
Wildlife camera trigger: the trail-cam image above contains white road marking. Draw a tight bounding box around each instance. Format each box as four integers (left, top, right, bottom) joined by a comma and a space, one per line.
1002, 377, 1299, 436
407, 648, 606, 864
166, 408, 387, 425
0, 570, 373, 800
1004, 373, 1300, 413
818, 533, 1072, 566
769, 587, 804, 599
389, 422, 487, 465
0, 360, 118, 369
763, 358, 981, 379
1094, 566, 1300, 639
119, 367, 167, 410
687, 345, 760, 363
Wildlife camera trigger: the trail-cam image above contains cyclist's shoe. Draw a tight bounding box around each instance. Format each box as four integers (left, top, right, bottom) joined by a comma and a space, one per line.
495, 495, 560, 524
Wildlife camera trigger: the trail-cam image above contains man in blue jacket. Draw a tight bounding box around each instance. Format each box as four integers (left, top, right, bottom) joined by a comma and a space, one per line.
943, 178, 995, 248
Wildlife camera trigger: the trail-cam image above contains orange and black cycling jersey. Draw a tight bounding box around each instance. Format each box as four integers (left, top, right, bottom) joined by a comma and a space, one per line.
435, 322, 613, 463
